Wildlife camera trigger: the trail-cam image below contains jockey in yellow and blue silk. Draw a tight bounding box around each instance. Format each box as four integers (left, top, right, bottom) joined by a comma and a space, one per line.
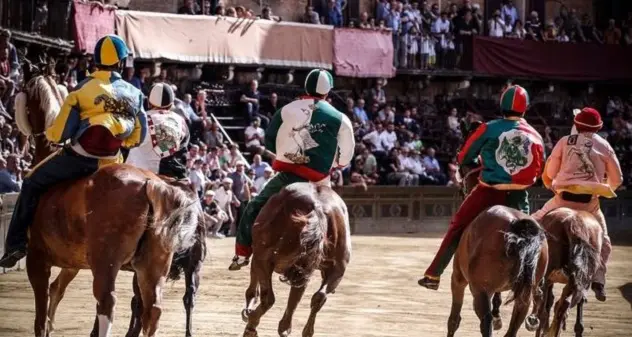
0, 34, 147, 268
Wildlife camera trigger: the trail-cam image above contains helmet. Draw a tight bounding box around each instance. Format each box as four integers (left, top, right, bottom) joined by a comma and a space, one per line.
148, 83, 175, 109
500, 85, 529, 115
93, 34, 129, 67
304, 69, 333, 97
573, 107, 602, 133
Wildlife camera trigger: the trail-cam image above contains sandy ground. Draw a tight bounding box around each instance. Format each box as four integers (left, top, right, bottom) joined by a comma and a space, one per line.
0, 235, 631, 337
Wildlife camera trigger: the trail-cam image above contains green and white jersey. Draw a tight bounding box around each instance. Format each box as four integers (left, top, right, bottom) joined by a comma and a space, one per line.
266, 97, 355, 181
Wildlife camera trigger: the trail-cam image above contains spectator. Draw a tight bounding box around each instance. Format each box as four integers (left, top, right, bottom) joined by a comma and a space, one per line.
511, 20, 526, 39
557, 28, 570, 42
369, 80, 387, 106
376, 0, 390, 22
378, 104, 395, 123
359, 12, 371, 29
488, 10, 506, 38
214, 177, 237, 235
354, 99, 370, 125
454, 9, 476, 67
398, 147, 420, 185
563, 9, 583, 42
447, 107, 460, 135
240, 80, 269, 125
250, 154, 270, 179
380, 122, 398, 151
0, 47, 15, 113
542, 23, 557, 42
385, 148, 412, 185
362, 122, 386, 154
330, 167, 344, 186
604, 19, 622, 45
423, 147, 446, 184
204, 121, 224, 148
432, 11, 451, 68
0, 30, 19, 81
226, 7, 237, 17
0, 155, 20, 193
222, 143, 241, 170
202, 190, 228, 238
501, 0, 518, 28
189, 158, 207, 197
625, 26, 632, 46
580, 14, 602, 43
201, 0, 213, 15
178, 0, 199, 15
386, 2, 402, 67
303, 6, 321, 24
244, 117, 265, 154
446, 156, 460, 187
525, 11, 542, 38
254, 166, 273, 191
324, 0, 343, 27
358, 146, 379, 181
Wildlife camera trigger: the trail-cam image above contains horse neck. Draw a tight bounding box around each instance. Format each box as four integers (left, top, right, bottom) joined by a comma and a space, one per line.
33, 136, 55, 166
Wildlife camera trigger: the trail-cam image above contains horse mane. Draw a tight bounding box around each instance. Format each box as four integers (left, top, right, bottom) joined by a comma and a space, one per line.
26, 75, 64, 132
14, 92, 31, 135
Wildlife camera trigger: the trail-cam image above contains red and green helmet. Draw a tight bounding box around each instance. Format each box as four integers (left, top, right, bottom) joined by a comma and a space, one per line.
500, 85, 529, 115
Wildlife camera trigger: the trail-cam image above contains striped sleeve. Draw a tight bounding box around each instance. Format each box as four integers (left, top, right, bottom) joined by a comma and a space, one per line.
265, 108, 283, 153
457, 122, 488, 165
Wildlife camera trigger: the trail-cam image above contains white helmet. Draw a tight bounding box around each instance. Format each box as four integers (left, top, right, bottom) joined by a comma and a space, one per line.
149, 82, 175, 109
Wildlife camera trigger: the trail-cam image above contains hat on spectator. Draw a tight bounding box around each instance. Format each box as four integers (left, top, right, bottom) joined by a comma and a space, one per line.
304, 69, 333, 97
573, 107, 602, 133
93, 34, 129, 67
205, 190, 215, 197
264, 167, 273, 173
222, 177, 233, 184
500, 85, 529, 116
149, 83, 175, 109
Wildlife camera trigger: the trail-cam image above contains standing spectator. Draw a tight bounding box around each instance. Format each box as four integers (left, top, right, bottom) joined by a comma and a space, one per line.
488, 10, 506, 38
369, 80, 387, 106
511, 20, 526, 39
447, 107, 460, 135
407, 26, 420, 68
454, 9, 476, 67
354, 99, 370, 125
189, 158, 207, 197
0, 47, 14, 113
501, 0, 518, 29
303, 5, 321, 24
215, 177, 237, 235
423, 147, 446, 184
376, 0, 390, 22
386, 2, 402, 67
604, 19, 622, 45
0, 30, 19, 81
254, 166, 273, 191
244, 117, 265, 154
525, 11, 542, 38
0, 155, 20, 193
580, 14, 602, 43
563, 9, 583, 42
250, 154, 271, 179
324, 0, 343, 27
432, 11, 451, 68
178, 0, 199, 14
359, 12, 371, 28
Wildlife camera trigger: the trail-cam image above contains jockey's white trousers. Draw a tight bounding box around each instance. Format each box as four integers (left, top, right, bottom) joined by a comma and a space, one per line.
531, 195, 610, 285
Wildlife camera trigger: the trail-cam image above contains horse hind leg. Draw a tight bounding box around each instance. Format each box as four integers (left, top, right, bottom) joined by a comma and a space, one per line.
447, 269, 467, 337
491, 292, 503, 331
302, 263, 347, 337
278, 285, 307, 337
92, 265, 121, 337
47, 268, 79, 333
242, 262, 261, 323
124, 273, 143, 337
546, 284, 573, 337
574, 297, 586, 337
183, 257, 203, 337
472, 290, 493, 337
526, 280, 546, 333
243, 259, 275, 337
503, 291, 532, 337
26, 251, 52, 337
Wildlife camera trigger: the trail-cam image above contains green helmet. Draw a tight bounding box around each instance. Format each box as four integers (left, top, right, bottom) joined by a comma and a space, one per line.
304, 69, 333, 97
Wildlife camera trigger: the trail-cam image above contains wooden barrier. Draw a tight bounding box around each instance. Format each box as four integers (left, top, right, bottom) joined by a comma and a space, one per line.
2, 187, 631, 273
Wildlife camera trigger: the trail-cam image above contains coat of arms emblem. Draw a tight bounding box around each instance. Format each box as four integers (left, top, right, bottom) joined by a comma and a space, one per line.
495, 129, 533, 174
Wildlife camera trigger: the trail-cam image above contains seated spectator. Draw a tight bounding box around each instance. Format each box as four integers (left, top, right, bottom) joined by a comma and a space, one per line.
0, 155, 20, 193
377, 105, 395, 123
542, 23, 557, 41
525, 11, 542, 38
358, 146, 379, 183
557, 28, 570, 42
488, 10, 506, 38
303, 6, 321, 24
250, 154, 271, 179
380, 122, 398, 152
187, 144, 200, 162
204, 121, 224, 148
206, 146, 222, 172
226, 7, 237, 17
398, 147, 419, 185
201, 0, 213, 15
240, 80, 269, 125
362, 122, 386, 154
244, 117, 265, 155
254, 166, 273, 191
202, 190, 228, 238
260, 92, 281, 121
222, 144, 241, 171
604, 19, 622, 45
447, 108, 460, 136
354, 99, 370, 125
422, 147, 446, 184
446, 156, 460, 187
384, 148, 413, 186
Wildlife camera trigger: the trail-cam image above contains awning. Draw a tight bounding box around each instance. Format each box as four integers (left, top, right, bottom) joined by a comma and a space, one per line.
115, 11, 333, 69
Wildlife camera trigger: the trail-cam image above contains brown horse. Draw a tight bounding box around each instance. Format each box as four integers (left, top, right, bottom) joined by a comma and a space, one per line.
16, 62, 206, 336
529, 208, 602, 337
447, 120, 549, 337
241, 182, 350, 337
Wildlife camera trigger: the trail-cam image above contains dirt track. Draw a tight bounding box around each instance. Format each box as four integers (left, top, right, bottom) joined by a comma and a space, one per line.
0, 235, 631, 337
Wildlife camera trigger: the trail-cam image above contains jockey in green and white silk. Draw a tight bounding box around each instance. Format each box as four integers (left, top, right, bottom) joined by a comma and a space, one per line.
229, 69, 355, 270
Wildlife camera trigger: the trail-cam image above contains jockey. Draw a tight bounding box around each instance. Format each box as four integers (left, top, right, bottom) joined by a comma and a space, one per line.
418, 85, 545, 290
532, 107, 622, 302
228, 69, 355, 270
126, 82, 189, 179
0, 34, 147, 268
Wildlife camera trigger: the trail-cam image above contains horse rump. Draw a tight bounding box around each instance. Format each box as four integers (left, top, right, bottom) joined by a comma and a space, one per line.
504, 217, 546, 303
279, 208, 327, 289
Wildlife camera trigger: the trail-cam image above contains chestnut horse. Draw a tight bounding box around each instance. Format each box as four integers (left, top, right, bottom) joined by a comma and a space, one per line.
529, 208, 602, 337
241, 182, 350, 337
16, 61, 206, 337
447, 120, 549, 337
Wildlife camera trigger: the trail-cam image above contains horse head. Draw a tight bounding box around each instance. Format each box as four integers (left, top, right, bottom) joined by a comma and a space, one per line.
15, 57, 68, 164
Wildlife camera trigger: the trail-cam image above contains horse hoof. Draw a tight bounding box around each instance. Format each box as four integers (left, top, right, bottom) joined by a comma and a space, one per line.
243, 328, 258, 337
241, 308, 252, 323
493, 316, 503, 330
525, 315, 540, 332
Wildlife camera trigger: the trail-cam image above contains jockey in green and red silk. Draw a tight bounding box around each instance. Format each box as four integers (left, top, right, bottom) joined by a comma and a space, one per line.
418, 85, 545, 290
228, 69, 356, 271
0, 34, 147, 268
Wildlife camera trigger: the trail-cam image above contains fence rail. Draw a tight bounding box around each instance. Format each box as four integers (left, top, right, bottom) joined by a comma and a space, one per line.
3, 186, 632, 273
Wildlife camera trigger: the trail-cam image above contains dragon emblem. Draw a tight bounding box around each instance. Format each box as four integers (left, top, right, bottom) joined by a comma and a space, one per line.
495, 129, 533, 174
94, 94, 136, 119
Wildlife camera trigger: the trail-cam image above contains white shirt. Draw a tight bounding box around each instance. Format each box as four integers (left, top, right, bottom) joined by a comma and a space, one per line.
362, 130, 385, 152
254, 175, 271, 191
488, 18, 506, 37
214, 186, 233, 212
245, 126, 265, 148
410, 157, 426, 175
189, 169, 206, 192
432, 18, 450, 34
379, 131, 398, 151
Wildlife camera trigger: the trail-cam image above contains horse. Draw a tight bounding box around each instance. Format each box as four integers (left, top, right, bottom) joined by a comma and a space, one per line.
447, 120, 549, 337
529, 208, 602, 337
14, 60, 207, 337
241, 182, 350, 337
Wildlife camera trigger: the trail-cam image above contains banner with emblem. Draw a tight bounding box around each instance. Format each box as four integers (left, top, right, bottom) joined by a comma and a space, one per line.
72, 0, 117, 53
115, 11, 334, 69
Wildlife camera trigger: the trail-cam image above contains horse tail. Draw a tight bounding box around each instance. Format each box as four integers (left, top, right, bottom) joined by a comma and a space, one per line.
504, 218, 546, 304
280, 206, 327, 289
144, 179, 203, 255
565, 213, 600, 305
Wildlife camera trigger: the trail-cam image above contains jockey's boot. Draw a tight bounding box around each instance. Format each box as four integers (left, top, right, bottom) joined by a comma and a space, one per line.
418, 275, 440, 290
591, 282, 606, 302
228, 255, 250, 271
0, 246, 27, 268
